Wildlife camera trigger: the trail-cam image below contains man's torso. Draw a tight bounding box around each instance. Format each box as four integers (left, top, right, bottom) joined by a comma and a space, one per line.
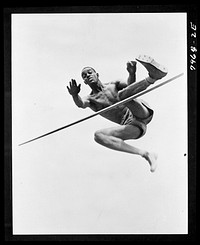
86, 82, 133, 124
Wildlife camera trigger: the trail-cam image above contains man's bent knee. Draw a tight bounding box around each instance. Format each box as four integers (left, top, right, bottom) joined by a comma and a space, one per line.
94, 130, 104, 144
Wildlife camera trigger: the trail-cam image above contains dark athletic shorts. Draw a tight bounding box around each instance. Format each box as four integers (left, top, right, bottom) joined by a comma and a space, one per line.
120, 100, 154, 139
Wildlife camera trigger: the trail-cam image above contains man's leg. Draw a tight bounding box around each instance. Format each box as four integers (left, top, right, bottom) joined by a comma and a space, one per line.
94, 125, 158, 172
119, 55, 168, 100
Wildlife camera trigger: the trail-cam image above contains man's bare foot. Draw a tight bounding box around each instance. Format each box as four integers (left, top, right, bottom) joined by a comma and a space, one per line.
136, 55, 168, 80
143, 152, 158, 172
127, 61, 137, 75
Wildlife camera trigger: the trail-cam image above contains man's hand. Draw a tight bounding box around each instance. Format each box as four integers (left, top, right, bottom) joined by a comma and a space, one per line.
67, 79, 81, 96
126, 61, 137, 75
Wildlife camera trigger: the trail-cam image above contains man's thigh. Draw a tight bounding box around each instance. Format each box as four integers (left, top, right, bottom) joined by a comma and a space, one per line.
124, 99, 150, 119
97, 124, 143, 140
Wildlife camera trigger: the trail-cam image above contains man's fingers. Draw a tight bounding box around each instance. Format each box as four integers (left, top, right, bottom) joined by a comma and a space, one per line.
72, 79, 77, 87
130, 61, 136, 66
127, 61, 136, 66
67, 86, 72, 94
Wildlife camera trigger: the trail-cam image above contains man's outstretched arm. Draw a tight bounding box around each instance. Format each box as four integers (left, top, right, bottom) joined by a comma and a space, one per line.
126, 61, 137, 85
67, 79, 90, 108
116, 60, 137, 91
117, 61, 150, 100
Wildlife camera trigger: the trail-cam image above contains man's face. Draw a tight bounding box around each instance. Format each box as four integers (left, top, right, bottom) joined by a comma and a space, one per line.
81, 67, 99, 85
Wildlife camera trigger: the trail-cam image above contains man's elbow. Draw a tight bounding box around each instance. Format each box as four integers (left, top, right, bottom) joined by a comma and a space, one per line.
77, 103, 84, 108
77, 102, 87, 109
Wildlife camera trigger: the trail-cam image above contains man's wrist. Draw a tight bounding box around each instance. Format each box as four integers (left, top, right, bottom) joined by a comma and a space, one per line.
72, 93, 79, 98
128, 72, 136, 77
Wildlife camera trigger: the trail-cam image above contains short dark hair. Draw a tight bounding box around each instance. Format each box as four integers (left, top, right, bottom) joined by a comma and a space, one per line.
81, 67, 96, 73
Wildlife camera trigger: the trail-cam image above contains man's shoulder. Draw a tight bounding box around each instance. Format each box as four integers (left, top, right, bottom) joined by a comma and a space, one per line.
104, 80, 123, 86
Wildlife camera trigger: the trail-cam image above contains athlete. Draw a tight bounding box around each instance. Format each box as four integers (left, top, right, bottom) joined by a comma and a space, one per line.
67, 55, 168, 172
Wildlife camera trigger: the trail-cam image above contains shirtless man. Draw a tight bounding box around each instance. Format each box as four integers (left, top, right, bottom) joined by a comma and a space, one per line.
67, 55, 168, 172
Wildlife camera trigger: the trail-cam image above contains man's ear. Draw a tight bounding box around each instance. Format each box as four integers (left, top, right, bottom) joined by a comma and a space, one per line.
97, 73, 99, 78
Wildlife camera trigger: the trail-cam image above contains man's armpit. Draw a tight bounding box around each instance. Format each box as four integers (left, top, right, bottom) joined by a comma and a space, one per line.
82, 96, 91, 108
115, 80, 127, 91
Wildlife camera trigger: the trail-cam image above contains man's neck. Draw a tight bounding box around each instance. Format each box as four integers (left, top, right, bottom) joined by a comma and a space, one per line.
90, 80, 104, 93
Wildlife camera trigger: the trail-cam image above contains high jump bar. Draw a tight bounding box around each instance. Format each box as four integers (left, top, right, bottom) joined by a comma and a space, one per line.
19, 72, 184, 146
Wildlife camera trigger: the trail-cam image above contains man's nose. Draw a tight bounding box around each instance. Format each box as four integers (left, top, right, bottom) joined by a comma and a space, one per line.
86, 73, 91, 78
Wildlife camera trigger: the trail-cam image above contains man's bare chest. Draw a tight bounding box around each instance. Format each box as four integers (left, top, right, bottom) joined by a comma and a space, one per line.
88, 84, 119, 110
